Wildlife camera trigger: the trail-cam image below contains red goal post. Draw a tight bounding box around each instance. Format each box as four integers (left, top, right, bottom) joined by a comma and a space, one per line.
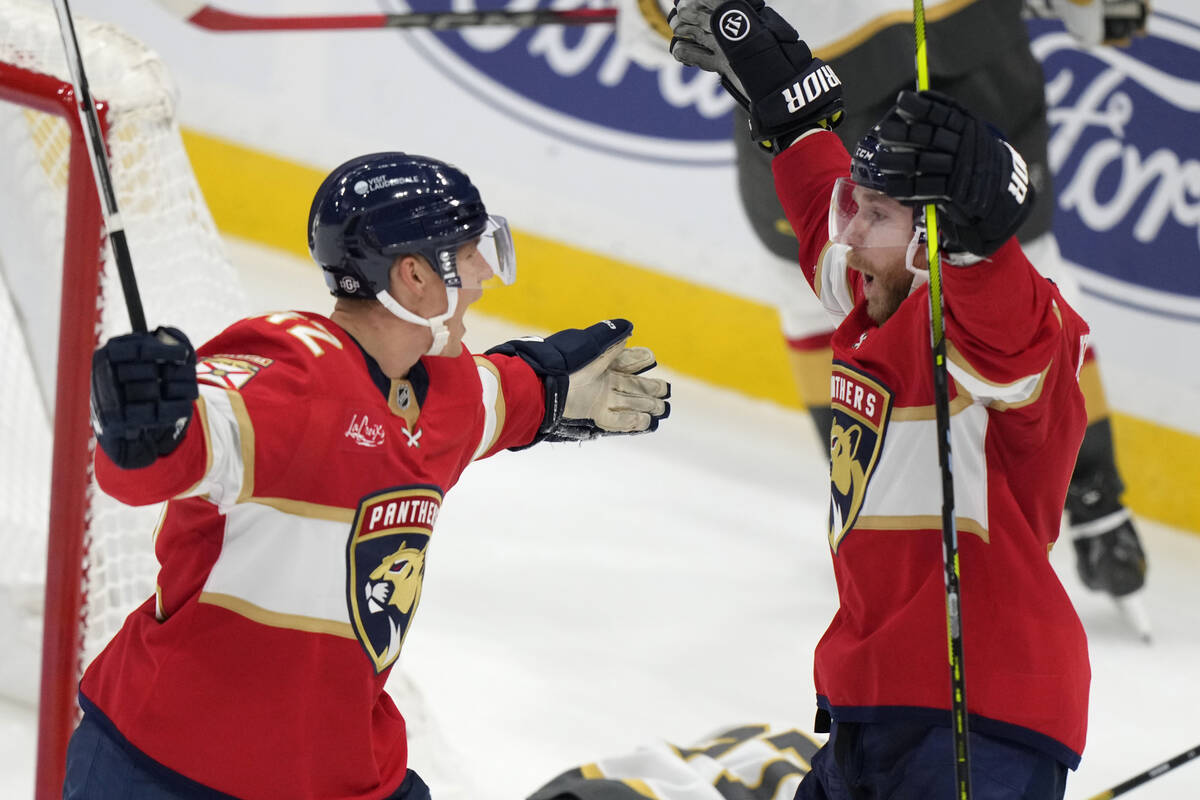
0, 58, 106, 800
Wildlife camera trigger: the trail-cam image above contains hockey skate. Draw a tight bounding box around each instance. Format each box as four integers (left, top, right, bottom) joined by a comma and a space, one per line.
1071, 513, 1151, 641
1066, 418, 1152, 641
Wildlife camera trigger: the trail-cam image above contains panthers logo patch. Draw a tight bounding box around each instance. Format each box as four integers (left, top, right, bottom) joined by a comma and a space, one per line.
347, 486, 442, 673
828, 363, 892, 552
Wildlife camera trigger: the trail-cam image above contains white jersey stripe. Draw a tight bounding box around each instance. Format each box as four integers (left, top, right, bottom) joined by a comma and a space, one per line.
472, 357, 506, 461
946, 340, 1049, 408
860, 401, 991, 539
201, 500, 353, 627
183, 384, 248, 509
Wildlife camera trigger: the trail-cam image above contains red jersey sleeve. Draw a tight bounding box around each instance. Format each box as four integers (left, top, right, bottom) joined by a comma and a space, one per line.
95, 313, 322, 510
771, 131, 852, 289
94, 416, 208, 506
941, 238, 1090, 407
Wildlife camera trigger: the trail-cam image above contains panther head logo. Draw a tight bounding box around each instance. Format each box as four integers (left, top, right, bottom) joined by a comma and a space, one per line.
829, 419, 868, 550
365, 542, 425, 617
826, 365, 892, 552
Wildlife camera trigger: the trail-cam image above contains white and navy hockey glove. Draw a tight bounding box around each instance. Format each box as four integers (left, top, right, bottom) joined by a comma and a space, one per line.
91, 326, 198, 469
671, 0, 843, 152
872, 90, 1035, 257
1029, 0, 1148, 47
1100, 0, 1149, 43
487, 319, 671, 447
668, 0, 752, 109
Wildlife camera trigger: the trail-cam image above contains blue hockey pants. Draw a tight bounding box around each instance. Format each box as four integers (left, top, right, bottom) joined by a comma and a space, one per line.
63, 710, 431, 799
794, 720, 1068, 800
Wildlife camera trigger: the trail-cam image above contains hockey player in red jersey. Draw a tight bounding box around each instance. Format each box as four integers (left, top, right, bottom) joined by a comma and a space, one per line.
68, 152, 671, 800
658, 0, 1150, 628
672, 2, 1090, 797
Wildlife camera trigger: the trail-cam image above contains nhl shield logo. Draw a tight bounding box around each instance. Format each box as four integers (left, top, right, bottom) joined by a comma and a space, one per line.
347, 486, 443, 673
828, 364, 892, 552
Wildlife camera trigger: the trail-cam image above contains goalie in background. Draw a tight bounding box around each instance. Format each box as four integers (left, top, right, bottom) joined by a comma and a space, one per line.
70, 152, 670, 800
672, 0, 1093, 795
621, 0, 1150, 626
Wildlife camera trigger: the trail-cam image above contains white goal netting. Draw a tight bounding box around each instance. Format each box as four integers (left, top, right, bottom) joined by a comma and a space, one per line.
0, 0, 248, 705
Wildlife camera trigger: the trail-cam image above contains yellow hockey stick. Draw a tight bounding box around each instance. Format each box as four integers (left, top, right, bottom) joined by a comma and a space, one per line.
912, 3, 971, 798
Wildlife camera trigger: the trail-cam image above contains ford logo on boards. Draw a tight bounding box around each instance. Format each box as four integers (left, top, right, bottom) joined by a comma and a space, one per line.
1030, 14, 1200, 301
383, 0, 737, 165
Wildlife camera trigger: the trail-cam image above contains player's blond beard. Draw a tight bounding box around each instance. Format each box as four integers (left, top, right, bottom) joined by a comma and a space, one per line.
846, 247, 914, 325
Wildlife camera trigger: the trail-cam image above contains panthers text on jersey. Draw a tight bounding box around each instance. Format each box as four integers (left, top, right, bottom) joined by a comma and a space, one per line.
81, 311, 545, 799
772, 132, 1091, 768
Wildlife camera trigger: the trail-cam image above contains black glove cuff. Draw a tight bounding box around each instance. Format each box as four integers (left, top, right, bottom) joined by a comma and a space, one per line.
746, 58, 844, 149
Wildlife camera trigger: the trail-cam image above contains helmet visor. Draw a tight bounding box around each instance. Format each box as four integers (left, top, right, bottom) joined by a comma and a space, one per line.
468, 215, 516, 290
829, 177, 915, 249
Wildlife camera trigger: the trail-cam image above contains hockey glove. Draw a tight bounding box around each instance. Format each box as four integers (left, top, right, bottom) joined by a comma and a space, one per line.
1101, 0, 1148, 44
668, 0, 751, 110
872, 90, 1035, 257
708, 0, 842, 151
1030, 0, 1148, 47
487, 319, 671, 446
91, 326, 198, 469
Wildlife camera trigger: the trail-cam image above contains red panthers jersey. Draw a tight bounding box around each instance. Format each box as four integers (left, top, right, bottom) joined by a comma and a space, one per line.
82, 311, 545, 799
772, 132, 1091, 767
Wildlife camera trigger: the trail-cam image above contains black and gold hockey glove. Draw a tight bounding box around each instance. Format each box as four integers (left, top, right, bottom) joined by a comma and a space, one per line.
872, 90, 1035, 257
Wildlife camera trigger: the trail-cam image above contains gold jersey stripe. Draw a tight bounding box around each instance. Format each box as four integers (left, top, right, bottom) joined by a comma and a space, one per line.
199, 591, 357, 639
856, 514, 989, 543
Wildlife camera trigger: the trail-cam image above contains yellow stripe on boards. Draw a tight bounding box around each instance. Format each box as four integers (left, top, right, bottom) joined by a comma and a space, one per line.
179, 128, 1200, 533
182, 129, 323, 259
1113, 413, 1200, 533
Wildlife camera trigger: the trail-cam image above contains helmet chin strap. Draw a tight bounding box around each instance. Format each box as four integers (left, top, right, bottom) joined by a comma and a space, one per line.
375, 286, 459, 357
906, 229, 930, 295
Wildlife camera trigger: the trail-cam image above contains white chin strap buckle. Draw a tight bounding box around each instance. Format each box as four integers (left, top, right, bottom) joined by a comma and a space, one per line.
426, 325, 451, 357
375, 287, 459, 357
905, 229, 930, 295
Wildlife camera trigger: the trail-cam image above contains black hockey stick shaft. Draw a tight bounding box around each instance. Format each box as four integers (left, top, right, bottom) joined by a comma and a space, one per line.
157, 2, 617, 32
52, 0, 147, 332
1084, 744, 1200, 799
912, 1, 971, 798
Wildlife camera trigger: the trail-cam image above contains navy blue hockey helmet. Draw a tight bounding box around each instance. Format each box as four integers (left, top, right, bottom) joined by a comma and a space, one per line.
829, 125, 919, 248
308, 152, 501, 299
849, 126, 887, 192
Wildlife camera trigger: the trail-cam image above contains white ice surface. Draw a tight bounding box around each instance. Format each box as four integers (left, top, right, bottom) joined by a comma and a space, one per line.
2, 240, 1199, 799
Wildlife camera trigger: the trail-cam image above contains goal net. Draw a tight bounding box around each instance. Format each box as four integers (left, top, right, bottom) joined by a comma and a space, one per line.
0, 0, 247, 786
